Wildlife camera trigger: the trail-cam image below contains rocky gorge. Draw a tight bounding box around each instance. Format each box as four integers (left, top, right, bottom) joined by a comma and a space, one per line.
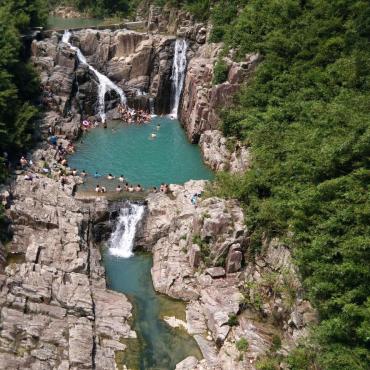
0, 4, 317, 370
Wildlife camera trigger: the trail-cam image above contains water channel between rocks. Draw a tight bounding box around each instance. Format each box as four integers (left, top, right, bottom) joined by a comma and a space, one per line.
70, 117, 211, 369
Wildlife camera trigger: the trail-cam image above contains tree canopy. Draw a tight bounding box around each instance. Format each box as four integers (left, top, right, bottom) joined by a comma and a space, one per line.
205, 1, 370, 368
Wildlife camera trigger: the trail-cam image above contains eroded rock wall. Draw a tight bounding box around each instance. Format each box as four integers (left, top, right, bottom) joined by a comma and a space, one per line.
139, 180, 317, 370
180, 48, 261, 143
0, 174, 134, 369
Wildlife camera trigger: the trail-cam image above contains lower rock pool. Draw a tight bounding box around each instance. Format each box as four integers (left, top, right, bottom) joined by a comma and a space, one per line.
70, 117, 211, 369
104, 253, 202, 370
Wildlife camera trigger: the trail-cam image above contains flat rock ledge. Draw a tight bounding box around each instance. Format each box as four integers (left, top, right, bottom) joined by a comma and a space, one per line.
0, 174, 134, 370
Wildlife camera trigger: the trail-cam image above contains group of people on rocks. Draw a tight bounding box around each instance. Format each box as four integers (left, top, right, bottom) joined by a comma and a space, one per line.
117, 104, 151, 124
94, 173, 145, 194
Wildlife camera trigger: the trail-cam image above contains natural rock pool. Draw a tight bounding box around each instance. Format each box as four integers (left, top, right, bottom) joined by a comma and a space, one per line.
47, 16, 106, 30
70, 117, 211, 368
69, 116, 213, 190
104, 253, 202, 369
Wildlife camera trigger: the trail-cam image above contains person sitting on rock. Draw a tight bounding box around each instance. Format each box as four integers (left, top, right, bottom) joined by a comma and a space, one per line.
101, 186, 107, 193
128, 184, 134, 192
95, 185, 101, 193
116, 185, 122, 192
119, 175, 125, 182
72, 168, 78, 176
135, 184, 142, 192
81, 170, 87, 177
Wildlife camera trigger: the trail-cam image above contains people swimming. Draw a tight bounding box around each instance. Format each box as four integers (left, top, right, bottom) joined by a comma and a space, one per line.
107, 173, 115, 180
94, 171, 101, 178
119, 105, 152, 125
151, 133, 157, 138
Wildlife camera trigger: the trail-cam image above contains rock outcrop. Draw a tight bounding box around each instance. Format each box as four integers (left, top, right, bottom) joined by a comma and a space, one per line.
199, 130, 251, 173
180, 47, 260, 143
140, 180, 317, 369
0, 173, 134, 369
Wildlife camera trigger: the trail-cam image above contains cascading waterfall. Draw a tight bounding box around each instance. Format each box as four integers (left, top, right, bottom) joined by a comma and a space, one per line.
108, 203, 145, 259
62, 30, 127, 122
170, 39, 188, 118
149, 97, 155, 116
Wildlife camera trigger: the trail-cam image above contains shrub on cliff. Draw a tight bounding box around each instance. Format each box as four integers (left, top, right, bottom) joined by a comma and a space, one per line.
213, 58, 229, 85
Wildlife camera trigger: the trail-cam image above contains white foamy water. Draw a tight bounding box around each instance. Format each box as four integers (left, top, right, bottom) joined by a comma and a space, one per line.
108, 203, 145, 258
62, 30, 127, 122
170, 39, 188, 118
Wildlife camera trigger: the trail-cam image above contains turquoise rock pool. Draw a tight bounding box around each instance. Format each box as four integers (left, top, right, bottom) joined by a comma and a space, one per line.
104, 253, 202, 369
69, 117, 213, 191
69, 117, 211, 369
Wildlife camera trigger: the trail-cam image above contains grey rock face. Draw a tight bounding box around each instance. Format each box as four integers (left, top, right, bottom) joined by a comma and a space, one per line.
199, 130, 251, 173
0, 170, 133, 369
142, 180, 317, 370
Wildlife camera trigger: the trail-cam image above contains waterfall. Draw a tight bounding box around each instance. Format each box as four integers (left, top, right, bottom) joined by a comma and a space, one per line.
170, 39, 188, 118
62, 30, 127, 122
108, 203, 145, 258
149, 97, 155, 116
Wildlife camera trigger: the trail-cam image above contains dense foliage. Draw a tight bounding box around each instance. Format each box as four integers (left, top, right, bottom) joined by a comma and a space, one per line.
204, 0, 370, 368
0, 0, 46, 172
0, 0, 46, 221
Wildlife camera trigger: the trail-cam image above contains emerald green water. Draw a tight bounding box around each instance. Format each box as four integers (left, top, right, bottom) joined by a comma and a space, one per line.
104, 252, 202, 369
47, 16, 105, 30
69, 117, 213, 190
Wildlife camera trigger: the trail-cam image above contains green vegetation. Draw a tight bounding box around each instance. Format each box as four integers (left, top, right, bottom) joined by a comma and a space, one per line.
205, 0, 370, 369
226, 313, 239, 327
0, 0, 46, 232
212, 58, 229, 85
236, 337, 249, 352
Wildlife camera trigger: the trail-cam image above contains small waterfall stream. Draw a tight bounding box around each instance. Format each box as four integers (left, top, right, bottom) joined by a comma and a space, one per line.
108, 202, 145, 258
170, 39, 188, 118
62, 30, 127, 122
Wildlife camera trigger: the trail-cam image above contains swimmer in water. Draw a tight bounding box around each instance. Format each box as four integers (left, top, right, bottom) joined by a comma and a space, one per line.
151, 133, 157, 138
94, 171, 101, 178
107, 173, 115, 180
156, 123, 160, 130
